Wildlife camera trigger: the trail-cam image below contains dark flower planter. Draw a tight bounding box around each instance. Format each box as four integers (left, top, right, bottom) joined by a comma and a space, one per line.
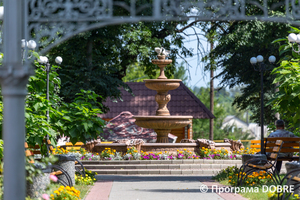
55, 154, 76, 185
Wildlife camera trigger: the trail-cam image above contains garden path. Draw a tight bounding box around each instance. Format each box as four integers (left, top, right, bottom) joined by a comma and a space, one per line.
85, 175, 247, 200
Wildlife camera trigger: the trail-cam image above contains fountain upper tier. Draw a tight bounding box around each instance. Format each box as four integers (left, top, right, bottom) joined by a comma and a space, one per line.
144, 79, 182, 92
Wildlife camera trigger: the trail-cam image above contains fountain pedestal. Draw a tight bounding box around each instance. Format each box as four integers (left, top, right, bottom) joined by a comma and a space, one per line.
155, 130, 171, 143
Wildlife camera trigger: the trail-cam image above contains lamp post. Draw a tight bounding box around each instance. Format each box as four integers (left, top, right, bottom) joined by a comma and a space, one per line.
250, 55, 276, 154
38, 56, 62, 155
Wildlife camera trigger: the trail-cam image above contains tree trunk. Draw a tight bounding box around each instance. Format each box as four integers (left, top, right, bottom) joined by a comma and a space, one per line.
209, 36, 214, 140
275, 82, 280, 120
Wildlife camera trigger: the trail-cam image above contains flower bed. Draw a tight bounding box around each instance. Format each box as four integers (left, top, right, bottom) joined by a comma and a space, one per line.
54, 146, 259, 161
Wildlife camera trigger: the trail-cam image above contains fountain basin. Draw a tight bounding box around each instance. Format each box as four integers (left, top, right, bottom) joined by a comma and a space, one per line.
144, 79, 181, 92
134, 115, 192, 129
134, 115, 192, 143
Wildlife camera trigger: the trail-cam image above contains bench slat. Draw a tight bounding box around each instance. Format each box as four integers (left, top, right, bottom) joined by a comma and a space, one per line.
265, 137, 300, 142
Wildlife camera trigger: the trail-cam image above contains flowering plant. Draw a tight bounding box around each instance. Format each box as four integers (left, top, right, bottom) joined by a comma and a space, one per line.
50, 186, 80, 200
200, 147, 248, 160
75, 169, 97, 185
268, 190, 300, 200
233, 147, 259, 155
100, 148, 116, 160
75, 174, 95, 185
176, 149, 199, 159
141, 152, 162, 160
214, 166, 273, 187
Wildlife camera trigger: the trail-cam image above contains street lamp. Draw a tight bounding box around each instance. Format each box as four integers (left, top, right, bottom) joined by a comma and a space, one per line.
288, 33, 300, 53
21, 39, 37, 60
250, 55, 276, 154
38, 56, 62, 154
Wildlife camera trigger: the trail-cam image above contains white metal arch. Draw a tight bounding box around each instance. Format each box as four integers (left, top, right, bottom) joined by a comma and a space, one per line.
27, 0, 300, 54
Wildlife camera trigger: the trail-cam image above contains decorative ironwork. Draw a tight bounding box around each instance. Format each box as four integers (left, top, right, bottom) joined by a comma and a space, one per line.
24, 0, 300, 55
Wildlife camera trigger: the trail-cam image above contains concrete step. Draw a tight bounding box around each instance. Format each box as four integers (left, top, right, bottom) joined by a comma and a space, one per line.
83, 163, 242, 170
80, 159, 242, 165
89, 168, 221, 175
79, 159, 287, 175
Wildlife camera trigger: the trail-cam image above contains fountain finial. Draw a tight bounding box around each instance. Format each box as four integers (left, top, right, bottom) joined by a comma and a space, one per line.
155, 47, 170, 60
153, 47, 172, 79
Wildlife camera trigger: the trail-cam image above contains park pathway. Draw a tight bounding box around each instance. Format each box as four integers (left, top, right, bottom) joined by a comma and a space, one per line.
84, 175, 248, 200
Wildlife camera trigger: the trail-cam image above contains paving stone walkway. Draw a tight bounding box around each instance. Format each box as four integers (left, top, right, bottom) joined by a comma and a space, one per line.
85, 175, 248, 200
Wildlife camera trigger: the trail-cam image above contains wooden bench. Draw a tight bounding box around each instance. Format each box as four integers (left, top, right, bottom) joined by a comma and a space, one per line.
279, 168, 300, 199
238, 140, 284, 186
250, 137, 300, 161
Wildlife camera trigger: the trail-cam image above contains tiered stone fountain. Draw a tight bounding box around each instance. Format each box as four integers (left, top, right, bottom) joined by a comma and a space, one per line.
134, 49, 192, 143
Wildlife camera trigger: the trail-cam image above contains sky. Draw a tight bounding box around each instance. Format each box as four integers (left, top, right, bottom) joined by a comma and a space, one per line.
176, 24, 223, 89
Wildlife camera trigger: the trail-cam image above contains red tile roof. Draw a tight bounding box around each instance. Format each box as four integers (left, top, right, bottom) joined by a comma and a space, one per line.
99, 82, 214, 119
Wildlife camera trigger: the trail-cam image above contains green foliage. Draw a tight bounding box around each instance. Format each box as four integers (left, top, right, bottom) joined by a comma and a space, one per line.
26, 63, 61, 146
267, 26, 300, 135
213, 166, 240, 182
122, 63, 154, 82
0, 139, 3, 161
269, 60, 300, 135
52, 90, 106, 144
171, 63, 189, 85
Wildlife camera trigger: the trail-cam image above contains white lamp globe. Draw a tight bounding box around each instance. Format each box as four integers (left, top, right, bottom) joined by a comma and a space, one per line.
0, 6, 4, 20
55, 56, 63, 64
43, 56, 48, 64
288, 33, 297, 43
256, 55, 264, 62
268, 55, 276, 64
250, 57, 257, 64
27, 40, 36, 49
38, 56, 43, 64
21, 39, 27, 48
296, 34, 300, 44
38, 56, 48, 64
38, 56, 44, 64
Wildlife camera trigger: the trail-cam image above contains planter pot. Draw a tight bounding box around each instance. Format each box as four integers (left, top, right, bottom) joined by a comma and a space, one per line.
285, 162, 300, 196
55, 154, 76, 185
242, 154, 267, 172
26, 172, 50, 198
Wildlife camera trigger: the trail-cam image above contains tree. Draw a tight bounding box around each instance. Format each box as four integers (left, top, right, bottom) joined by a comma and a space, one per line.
122, 63, 153, 83
192, 86, 254, 140
49, 20, 195, 105
208, 19, 290, 125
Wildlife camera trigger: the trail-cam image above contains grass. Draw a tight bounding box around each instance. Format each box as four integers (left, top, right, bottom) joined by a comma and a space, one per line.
220, 180, 268, 200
